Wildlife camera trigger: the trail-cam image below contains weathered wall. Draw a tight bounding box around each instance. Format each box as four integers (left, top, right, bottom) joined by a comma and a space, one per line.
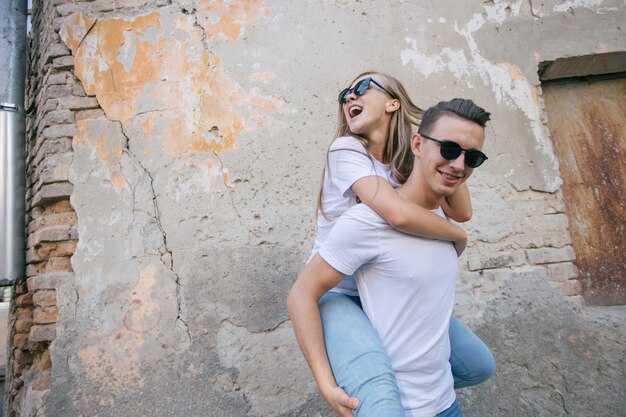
8, 0, 626, 416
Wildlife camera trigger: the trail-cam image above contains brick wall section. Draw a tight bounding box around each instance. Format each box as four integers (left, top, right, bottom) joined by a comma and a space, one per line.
6, 0, 101, 415
467, 190, 582, 299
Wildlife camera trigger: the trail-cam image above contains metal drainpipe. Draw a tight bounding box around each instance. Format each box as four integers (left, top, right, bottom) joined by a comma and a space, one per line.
0, 0, 28, 286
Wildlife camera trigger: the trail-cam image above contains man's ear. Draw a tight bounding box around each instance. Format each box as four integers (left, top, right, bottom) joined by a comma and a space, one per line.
385, 99, 400, 113
411, 133, 422, 156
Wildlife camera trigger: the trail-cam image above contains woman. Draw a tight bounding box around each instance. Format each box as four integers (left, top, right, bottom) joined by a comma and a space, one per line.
289, 72, 495, 416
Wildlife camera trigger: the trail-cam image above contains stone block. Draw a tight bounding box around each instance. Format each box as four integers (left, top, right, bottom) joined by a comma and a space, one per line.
75, 109, 106, 121
40, 124, 76, 140
46, 73, 67, 85
42, 109, 74, 126
15, 293, 33, 307
15, 318, 34, 333
39, 350, 52, 372
33, 290, 57, 307
33, 306, 58, 324
15, 307, 33, 319
527, 246, 576, 265
32, 182, 73, 207
52, 56, 74, 70
12, 334, 31, 350
43, 42, 70, 64
29, 324, 56, 342
56, 96, 99, 111
547, 262, 579, 282
468, 251, 526, 271
38, 226, 71, 243
38, 241, 78, 258
559, 279, 583, 296
27, 272, 73, 291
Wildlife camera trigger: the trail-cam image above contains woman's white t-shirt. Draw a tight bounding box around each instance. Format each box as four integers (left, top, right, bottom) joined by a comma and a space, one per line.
311, 136, 400, 296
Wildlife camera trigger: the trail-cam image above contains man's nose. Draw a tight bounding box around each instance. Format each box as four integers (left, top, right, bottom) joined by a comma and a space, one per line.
448, 152, 466, 170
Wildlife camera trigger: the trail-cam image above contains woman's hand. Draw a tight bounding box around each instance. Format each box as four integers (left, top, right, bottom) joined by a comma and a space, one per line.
322, 385, 360, 417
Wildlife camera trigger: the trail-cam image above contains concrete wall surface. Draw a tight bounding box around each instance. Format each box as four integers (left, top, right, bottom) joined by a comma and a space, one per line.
11, 0, 626, 416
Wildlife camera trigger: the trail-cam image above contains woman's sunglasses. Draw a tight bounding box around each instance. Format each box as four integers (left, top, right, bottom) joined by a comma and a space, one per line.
420, 134, 488, 168
338, 77, 395, 103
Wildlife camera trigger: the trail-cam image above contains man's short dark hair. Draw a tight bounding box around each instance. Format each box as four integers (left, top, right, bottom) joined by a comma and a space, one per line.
418, 98, 491, 135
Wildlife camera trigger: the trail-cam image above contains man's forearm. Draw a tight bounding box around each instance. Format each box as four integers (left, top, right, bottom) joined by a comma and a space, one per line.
287, 286, 338, 396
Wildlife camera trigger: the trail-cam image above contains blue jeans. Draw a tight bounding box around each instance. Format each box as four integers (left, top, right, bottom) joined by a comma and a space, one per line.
319, 292, 494, 416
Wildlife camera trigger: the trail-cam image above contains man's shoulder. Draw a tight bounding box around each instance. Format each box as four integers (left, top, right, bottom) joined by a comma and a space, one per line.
342, 204, 387, 227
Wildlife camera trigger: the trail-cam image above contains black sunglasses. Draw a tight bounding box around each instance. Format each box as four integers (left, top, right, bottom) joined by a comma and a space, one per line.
420, 133, 488, 168
338, 77, 395, 103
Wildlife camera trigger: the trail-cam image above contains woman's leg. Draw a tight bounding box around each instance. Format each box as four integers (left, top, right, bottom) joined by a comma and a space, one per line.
319, 292, 404, 417
449, 316, 496, 389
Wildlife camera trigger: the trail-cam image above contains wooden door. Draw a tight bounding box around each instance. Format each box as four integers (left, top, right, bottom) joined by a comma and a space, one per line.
542, 76, 626, 305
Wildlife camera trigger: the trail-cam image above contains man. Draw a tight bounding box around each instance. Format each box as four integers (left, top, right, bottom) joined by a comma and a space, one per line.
288, 98, 491, 417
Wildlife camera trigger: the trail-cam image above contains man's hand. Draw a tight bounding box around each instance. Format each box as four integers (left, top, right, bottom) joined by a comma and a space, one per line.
322, 385, 360, 417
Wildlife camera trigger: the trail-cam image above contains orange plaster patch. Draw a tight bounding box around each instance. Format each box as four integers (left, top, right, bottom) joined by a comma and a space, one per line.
62, 8, 281, 160
248, 71, 276, 83
198, 0, 270, 39
110, 172, 127, 189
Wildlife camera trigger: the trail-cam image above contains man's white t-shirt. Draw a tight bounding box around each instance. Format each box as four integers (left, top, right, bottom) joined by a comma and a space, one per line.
311, 136, 400, 296
319, 204, 458, 417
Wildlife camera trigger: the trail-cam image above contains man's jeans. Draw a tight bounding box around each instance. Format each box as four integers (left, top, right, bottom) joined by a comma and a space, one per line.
319, 292, 494, 416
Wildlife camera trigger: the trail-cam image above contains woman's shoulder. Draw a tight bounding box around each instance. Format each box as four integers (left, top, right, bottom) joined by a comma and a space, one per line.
329, 135, 367, 152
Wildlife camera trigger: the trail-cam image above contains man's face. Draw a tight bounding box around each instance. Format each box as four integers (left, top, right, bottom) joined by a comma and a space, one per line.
413, 114, 486, 199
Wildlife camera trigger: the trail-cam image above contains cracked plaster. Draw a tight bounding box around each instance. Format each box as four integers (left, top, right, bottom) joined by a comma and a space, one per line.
39, 0, 626, 415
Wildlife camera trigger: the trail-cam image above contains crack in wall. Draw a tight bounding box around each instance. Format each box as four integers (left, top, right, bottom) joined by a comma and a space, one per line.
117, 121, 191, 343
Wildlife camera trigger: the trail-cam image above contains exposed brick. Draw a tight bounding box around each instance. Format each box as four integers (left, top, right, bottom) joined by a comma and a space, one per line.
33, 306, 58, 324
547, 262, 579, 282
33, 289, 57, 307
46, 73, 67, 85
559, 280, 583, 297
40, 124, 76, 140
468, 251, 526, 271
30, 324, 56, 342
15, 307, 33, 319
38, 241, 78, 258
43, 256, 72, 273
51, 56, 74, 71
510, 266, 548, 280
41, 109, 74, 126
39, 350, 52, 372
32, 182, 73, 206
26, 246, 41, 263
38, 225, 71, 243
75, 108, 106, 121
15, 293, 33, 307
43, 42, 70, 65
12, 334, 31, 350
27, 272, 73, 291
56, 96, 99, 111
15, 283, 28, 295
526, 246, 576, 265
15, 318, 34, 333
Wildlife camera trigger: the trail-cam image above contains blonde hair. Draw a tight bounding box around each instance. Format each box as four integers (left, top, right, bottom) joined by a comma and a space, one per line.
316, 71, 424, 218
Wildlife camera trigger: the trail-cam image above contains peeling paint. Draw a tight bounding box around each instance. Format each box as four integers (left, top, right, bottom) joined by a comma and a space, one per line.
401, 2, 562, 191
61, 7, 283, 161
553, 0, 615, 13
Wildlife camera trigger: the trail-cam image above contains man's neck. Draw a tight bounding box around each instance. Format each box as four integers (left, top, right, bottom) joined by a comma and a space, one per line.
396, 173, 442, 210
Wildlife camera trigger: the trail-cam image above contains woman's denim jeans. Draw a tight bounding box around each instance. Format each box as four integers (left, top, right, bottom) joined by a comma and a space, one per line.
319, 292, 495, 416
